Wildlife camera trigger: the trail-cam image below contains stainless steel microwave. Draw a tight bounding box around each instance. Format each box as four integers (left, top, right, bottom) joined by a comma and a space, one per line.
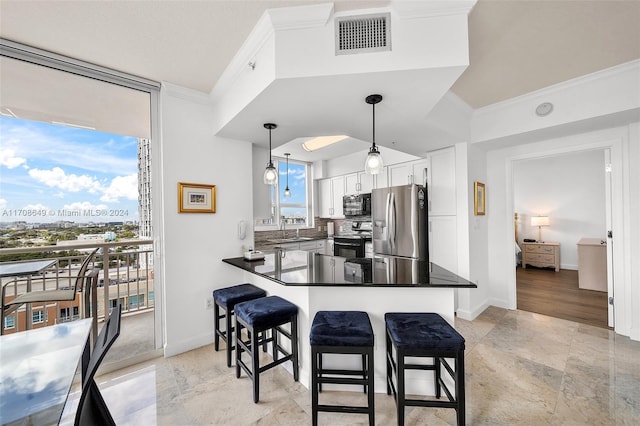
343, 193, 371, 217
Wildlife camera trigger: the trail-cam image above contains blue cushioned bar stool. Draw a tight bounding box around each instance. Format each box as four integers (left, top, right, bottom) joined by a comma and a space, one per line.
234, 295, 299, 403
385, 313, 466, 426
310, 311, 375, 426
212, 283, 266, 367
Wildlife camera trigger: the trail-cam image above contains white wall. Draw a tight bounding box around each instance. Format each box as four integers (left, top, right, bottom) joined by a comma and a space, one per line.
160, 83, 253, 356
513, 149, 606, 269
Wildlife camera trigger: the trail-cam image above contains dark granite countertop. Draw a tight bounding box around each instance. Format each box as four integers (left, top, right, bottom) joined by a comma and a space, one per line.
222, 250, 477, 288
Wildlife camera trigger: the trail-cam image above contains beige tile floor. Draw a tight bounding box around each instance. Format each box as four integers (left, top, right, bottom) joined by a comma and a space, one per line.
61, 307, 640, 425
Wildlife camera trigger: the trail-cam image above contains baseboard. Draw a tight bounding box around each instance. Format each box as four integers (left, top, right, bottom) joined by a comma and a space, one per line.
164, 330, 214, 357
456, 298, 492, 321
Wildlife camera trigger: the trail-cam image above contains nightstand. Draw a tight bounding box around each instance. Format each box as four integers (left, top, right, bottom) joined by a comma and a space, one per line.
522, 242, 560, 271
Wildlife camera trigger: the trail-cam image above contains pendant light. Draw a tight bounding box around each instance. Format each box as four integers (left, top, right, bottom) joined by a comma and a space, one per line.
263, 123, 278, 185
364, 94, 383, 175
283, 153, 291, 198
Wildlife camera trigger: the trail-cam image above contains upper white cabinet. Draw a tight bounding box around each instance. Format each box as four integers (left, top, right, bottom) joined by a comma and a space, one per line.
318, 176, 345, 218
387, 158, 428, 187
426, 148, 456, 216
345, 173, 359, 195
344, 171, 375, 195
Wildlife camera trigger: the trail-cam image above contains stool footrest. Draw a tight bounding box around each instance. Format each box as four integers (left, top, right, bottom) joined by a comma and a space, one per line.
318, 368, 366, 377
404, 399, 459, 409
318, 376, 369, 386
316, 404, 371, 414
257, 355, 292, 374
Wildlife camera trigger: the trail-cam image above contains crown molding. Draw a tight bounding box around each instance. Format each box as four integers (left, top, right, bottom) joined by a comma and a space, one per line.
267, 3, 333, 31
391, 0, 477, 19
162, 82, 212, 105
474, 59, 640, 117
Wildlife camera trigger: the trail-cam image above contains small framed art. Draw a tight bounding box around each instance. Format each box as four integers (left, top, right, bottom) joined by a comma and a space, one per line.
474, 181, 486, 216
178, 182, 216, 213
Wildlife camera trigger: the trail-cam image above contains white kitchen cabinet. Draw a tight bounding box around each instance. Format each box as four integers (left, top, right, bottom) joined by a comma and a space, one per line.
317, 176, 345, 218
345, 173, 359, 195
427, 148, 456, 215
318, 178, 332, 218
358, 171, 374, 193
428, 215, 458, 273
330, 176, 345, 217
387, 158, 429, 187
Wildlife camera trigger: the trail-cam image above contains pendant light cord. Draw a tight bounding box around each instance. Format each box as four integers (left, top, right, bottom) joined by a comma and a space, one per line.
372, 101, 376, 150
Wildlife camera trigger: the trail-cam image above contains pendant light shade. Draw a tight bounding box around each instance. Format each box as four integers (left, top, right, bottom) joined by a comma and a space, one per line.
283, 153, 291, 198
263, 123, 278, 185
364, 94, 384, 175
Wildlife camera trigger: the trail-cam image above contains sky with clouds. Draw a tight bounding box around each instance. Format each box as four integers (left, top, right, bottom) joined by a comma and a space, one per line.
277, 160, 307, 218
0, 116, 139, 223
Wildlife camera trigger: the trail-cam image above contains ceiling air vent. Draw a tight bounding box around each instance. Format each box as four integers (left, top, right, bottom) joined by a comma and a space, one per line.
335, 13, 391, 55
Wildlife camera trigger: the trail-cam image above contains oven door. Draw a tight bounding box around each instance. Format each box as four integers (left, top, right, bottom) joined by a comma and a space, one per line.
334, 239, 365, 258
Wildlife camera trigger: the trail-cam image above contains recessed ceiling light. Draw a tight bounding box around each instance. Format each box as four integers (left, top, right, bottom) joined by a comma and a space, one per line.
535, 102, 554, 117
302, 135, 348, 152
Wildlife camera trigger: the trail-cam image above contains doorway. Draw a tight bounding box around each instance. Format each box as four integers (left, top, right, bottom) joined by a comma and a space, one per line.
512, 149, 611, 328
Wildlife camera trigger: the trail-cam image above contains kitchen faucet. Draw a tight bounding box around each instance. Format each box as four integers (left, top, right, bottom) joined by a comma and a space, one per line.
280, 217, 286, 238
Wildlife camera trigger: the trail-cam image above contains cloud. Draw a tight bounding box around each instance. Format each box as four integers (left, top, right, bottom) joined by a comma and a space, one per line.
63, 201, 108, 211
28, 167, 102, 193
23, 203, 49, 210
0, 198, 6, 209
100, 174, 138, 202
0, 148, 27, 169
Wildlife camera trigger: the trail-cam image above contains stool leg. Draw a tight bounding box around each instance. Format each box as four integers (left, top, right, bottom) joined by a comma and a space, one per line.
214, 303, 220, 351
225, 305, 233, 367
435, 356, 442, 398
397, 350, 405, 426
367, 347, 375, 426
311, 347, 319, 426
456, 351, 466, 426
291, 314, 299, 382
362, 353, 367, 393
318, 352, 323, 393
235, 318, 242, 379
386, 331, 392, 396
251, 326, 260, 403
273, 327, 279, 362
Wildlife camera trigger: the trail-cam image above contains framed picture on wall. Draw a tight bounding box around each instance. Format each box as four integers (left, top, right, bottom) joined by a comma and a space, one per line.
178, 182, 216, 213
474, 181, 486, 216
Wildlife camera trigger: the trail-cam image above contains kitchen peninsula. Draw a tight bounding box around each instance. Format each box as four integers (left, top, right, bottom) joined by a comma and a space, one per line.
222, 250, 475, 395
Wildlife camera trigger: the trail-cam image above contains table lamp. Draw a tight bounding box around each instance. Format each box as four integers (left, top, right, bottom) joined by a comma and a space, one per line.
531, 216, 549, 242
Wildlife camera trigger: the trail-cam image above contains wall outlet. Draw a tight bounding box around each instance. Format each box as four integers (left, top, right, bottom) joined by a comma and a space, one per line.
205, 297, 214, 310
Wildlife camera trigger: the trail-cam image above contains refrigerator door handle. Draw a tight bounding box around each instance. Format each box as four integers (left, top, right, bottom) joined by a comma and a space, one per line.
389, 192, 396, 250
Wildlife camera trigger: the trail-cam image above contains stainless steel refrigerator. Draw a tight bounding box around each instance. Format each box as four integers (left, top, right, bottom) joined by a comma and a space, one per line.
372, 184, 428, 260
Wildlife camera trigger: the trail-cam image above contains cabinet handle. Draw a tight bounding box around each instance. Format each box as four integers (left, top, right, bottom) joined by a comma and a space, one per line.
408, 175, 413, 184
356, 182, 361, 192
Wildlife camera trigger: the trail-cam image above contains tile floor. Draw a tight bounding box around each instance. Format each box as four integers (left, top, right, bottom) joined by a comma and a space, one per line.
61, 307, 640, 425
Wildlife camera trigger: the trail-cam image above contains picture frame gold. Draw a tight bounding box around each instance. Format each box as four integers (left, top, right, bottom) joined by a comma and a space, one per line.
474, 181, 486, 216
178, 182, 216, 213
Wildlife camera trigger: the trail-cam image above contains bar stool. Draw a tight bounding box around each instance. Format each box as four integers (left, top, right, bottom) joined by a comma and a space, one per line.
234, 295, 299, 403
212, 283, 266, 367
310, 311, 375, 426
385, 313, 466, 426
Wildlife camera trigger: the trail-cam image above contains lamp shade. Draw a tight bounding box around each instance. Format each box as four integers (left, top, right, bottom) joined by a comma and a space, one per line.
531, 216, 549, 227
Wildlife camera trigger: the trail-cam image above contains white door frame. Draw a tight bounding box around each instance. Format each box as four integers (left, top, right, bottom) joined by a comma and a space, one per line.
504, 134, 627, 334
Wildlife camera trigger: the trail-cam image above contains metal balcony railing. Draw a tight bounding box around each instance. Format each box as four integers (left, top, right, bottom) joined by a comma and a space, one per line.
0, 239, 154, 334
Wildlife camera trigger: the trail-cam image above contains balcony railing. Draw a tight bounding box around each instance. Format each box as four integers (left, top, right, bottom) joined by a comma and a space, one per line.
0, 239, 154, 334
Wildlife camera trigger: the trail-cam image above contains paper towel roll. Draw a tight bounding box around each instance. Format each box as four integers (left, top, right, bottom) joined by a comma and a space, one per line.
327, 222, 334, 236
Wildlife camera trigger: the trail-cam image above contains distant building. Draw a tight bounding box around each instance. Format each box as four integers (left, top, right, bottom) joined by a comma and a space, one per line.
138, 138, 152, 238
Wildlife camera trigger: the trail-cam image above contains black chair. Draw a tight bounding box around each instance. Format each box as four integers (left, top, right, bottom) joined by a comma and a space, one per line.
212, 283, 267, 367
234, 295, 299, 403
74, 303, 122, 426
1, 248, 99, 333
310, 310, 375, 426
385, 312, 466, 426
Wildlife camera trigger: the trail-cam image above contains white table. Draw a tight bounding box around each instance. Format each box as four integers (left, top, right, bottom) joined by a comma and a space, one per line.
0, 318, 92, 425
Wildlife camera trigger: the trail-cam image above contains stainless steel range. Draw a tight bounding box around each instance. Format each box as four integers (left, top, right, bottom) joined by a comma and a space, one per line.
333, 221, 372, 258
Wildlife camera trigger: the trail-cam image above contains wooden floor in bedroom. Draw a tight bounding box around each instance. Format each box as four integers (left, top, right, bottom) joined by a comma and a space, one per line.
516, 266, 610, 329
